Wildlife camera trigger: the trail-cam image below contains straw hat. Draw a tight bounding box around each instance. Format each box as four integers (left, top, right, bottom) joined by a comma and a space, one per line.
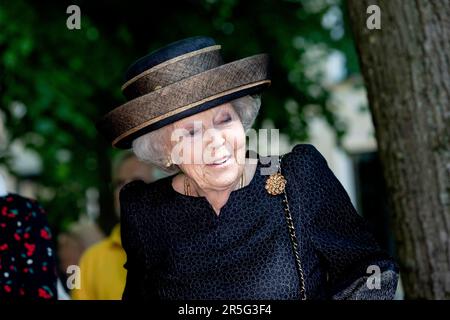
96, 36, 271, 149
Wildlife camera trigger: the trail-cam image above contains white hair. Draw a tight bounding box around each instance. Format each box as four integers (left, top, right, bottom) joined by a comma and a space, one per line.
132, 94, 261, 174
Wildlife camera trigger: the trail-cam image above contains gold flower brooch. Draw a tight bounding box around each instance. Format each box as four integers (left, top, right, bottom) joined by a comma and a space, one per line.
265, 172, 287, 195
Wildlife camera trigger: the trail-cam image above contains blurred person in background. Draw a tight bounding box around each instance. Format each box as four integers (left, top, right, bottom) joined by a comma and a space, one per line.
57, 217, 105, 299
0, 117, 57, 300
71, 152, 163, 300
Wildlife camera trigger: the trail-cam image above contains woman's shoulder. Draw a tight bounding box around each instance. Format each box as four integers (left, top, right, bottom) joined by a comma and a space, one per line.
282, 144, 356, 213
282, 143, 328, 172
119, 175, 175, 222
279, 143, 340, 197
120, 175, 172, 201
1, 192, 41, 205
0, 193, 47, 217
119, 177, 173, 241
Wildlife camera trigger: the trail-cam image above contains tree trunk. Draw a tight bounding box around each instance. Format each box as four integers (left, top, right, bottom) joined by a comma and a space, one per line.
346, 0, 450, 299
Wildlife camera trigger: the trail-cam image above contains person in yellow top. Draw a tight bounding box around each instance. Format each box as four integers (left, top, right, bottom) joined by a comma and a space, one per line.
72, 224, 126, 299
72, 152, 163, 300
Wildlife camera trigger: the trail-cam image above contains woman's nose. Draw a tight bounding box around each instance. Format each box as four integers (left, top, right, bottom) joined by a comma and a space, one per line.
205, 128, 225, 149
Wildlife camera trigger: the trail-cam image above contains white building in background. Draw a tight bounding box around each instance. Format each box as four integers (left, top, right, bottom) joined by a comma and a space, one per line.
307, 77, 376, 208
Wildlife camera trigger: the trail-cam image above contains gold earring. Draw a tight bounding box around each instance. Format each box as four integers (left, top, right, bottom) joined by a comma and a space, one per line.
165, 157, 172, 167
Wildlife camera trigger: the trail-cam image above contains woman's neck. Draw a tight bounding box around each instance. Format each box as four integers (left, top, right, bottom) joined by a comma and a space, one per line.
173, 159, 258, 216
197, 187, 234, 216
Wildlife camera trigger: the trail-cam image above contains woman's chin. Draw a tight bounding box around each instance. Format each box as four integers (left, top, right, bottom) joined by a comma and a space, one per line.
205, 167, 240, 189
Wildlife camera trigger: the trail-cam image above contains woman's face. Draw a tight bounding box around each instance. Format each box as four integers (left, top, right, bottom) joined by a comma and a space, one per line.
167, 102, 246, 192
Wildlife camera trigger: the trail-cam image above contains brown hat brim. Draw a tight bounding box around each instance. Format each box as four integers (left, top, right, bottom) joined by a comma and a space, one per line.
96, 53, 271, 149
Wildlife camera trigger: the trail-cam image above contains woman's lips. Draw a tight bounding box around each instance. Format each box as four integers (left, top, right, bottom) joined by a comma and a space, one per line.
206, 155, 232, 167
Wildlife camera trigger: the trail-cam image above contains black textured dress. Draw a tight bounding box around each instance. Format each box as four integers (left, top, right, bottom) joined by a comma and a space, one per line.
120, 144, 398, 300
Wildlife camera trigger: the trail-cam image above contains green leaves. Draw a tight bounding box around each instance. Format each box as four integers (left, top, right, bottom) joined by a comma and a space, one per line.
0, 0, 359, 233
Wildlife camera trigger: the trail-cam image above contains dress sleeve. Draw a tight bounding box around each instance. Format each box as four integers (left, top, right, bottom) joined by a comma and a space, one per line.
290, 144, 399, 300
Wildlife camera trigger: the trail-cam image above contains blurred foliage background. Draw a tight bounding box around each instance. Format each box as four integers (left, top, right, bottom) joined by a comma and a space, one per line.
0, 0, 361, 235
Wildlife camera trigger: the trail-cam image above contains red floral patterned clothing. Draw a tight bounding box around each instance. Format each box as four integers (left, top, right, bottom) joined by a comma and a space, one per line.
0, 194, 57, 299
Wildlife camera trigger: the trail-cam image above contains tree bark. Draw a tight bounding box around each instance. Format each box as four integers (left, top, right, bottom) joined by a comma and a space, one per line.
346, 0, 450, 299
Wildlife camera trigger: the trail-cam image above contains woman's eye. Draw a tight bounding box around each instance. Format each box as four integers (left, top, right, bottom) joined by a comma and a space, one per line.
220, 115, 232, 124
188, 129, 199, 136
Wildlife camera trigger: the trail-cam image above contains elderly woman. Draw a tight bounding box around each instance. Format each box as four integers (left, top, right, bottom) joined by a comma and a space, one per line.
97, 36, 398, 300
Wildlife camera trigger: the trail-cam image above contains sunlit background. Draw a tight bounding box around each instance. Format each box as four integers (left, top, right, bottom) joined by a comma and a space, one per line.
0, 0, 401, 299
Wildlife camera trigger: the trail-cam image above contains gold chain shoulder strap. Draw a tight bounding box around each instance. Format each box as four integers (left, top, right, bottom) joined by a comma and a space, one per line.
265, 154, 307, 300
